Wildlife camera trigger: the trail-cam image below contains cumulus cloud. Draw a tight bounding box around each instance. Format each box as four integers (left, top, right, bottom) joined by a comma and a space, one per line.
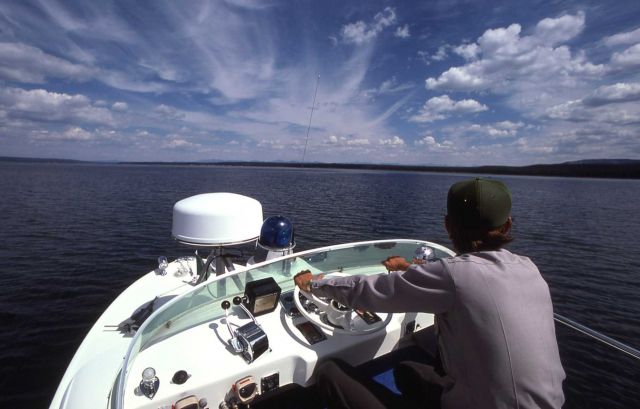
379, 135, 405, 146
545, 82, 640, 124
583, 82, 640, 106
465, 121, 525, 138
452, 43, 479, 60
61, 127, 93, 140
424, 13, 605, 113
414, 135, 453, 150
328, 135, 371, 146
610, 44, 640, 70
163, 138, 200, 149
533, 12, 586, 46
154, 104, 185, 120
341, 7, 397, 44
603, 27, 640, 47
0, 87, 113, 125
111, 102, 128, 111
257, 139, 287, 149
29, 126, 95, 141
395, 25, 410, 39
410, 95, 488, 123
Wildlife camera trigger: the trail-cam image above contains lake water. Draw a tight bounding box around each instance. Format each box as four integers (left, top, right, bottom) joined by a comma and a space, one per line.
1, 162, 639, 408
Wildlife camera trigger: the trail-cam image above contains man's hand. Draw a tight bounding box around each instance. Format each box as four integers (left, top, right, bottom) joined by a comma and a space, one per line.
382, 256, 410, 272
294, 270, 318, 292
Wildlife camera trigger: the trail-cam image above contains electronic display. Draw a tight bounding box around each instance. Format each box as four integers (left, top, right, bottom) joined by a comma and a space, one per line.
294, 321, 326, 344
254, 292, 279, 314
244, 277, 281, 317
355, 309, 382, 325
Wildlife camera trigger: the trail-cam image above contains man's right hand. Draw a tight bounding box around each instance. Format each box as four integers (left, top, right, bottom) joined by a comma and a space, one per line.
294, 270, 316, 292
382, 256, 410, 272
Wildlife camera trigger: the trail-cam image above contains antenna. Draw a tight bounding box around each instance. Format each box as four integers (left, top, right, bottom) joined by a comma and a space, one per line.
301, 74, 320, 164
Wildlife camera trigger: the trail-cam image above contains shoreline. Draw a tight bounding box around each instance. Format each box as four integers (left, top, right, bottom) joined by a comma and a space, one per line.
2, 156, 640, 179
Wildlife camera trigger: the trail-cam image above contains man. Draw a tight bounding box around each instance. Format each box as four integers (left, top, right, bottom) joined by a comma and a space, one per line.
294, 178, 565, 409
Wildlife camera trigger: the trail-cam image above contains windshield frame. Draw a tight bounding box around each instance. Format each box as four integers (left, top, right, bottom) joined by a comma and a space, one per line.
113, 238, 455, 409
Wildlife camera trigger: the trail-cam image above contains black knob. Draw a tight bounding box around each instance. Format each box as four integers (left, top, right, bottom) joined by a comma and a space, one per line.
172, 370, 189, 385
232, 296, 243, 305
221, 300, 231, 310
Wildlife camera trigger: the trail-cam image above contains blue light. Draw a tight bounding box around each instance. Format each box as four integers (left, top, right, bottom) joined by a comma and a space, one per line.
258, 216, 295, 251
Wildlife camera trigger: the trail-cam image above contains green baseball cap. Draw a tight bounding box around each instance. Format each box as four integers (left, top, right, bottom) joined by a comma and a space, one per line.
447, 178, 512, 229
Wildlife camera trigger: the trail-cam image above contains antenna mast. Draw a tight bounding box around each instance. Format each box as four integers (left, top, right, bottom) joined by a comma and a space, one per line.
301, 74, 320, 164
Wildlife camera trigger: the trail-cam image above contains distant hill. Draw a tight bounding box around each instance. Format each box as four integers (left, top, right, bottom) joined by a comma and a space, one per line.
0, 156, 84, 164
2, 156, 640, 179
206, 160, 640, 179
561, 159, 640, 165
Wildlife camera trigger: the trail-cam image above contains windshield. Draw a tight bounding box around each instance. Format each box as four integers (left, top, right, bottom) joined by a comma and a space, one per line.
140, 239, 452, 350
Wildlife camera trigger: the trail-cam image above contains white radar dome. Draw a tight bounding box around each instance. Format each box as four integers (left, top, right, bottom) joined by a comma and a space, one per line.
172, 193, 263, 246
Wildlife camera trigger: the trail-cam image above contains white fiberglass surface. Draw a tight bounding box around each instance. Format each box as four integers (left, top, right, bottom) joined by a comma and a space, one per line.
115, 239, 454, 409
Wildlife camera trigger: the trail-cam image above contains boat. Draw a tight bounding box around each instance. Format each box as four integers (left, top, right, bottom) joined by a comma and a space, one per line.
49, 192, 456, 409
49, 192, 640, 409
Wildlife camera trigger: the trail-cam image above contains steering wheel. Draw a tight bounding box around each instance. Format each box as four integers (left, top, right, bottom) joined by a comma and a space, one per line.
293, 272, 392, 335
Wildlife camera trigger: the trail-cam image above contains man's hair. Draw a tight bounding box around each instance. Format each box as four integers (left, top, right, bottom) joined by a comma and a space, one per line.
447, 218, 513, 254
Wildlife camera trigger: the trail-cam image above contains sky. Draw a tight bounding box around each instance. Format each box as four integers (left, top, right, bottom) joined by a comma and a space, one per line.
0, 0, 639, 166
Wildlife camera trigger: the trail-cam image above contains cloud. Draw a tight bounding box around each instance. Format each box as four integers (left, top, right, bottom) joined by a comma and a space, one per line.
424, 12, 604, 113
545, 82, 640, 124
431, 45, 449, 61
29, 126, 95, 141
533, 12, 586, 46
328, 135, 371, 146
610, 44, 640, 71
340, 7, 397, 44
395, 25, 410, 39
379, 135, 405, 146
410, 95, 488, 123
415, 135, 454, 151
0, 42, 93, 83
61, 126, 93, 140
603, 27, 640, 47
452, 43, 479, 60
515, 137, 554, 155
465, 121, 525, 138
418, 45, 450, 64
111, 102, 128, 111
257, 139, 287, 149
0, 42, 168, 93
163, 137, 200, 150
0, 87, 114, 125
364, 76, 414, 98
583, 82, 640, 106
154, 104, 185, 120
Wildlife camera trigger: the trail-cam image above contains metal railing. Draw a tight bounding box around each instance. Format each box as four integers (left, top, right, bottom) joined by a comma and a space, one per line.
554, 313, 640, 360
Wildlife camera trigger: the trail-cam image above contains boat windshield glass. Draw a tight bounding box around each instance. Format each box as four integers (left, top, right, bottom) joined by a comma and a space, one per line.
116, 239, 454, 408
138, 240, 451, 350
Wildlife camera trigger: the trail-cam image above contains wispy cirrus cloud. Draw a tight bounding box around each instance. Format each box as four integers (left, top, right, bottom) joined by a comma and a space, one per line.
0, 42, 93, 83
1, 1, 639, 165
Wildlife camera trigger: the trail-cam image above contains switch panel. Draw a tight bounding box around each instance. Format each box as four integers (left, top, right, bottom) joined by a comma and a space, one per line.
261, 372, 279, 393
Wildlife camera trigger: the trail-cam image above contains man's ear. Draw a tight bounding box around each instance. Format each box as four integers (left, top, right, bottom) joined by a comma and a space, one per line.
501, 216, 513, 234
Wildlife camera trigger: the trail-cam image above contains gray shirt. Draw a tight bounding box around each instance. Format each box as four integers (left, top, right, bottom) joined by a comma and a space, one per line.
311, 249, 565, 409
